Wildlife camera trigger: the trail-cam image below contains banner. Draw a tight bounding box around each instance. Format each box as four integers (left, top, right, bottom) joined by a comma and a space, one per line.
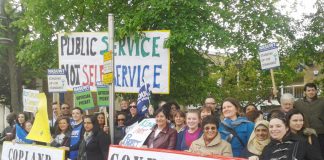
47, 69, 68, 93
1, 141, 65, 160
96, 82, 109, 107
26, 93, 51, 143
22, 89, 39, 112
58, 31, 170, 94
73, 86, 94, 110
108, 145, 246, 160
121, 118, 155, 147
137, 82, 151, 117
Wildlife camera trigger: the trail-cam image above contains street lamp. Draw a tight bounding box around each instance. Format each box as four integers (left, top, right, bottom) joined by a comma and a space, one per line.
0, 37, 13, 44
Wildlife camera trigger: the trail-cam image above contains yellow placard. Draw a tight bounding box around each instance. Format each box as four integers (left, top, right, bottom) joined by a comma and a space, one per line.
103, 73, 113, 84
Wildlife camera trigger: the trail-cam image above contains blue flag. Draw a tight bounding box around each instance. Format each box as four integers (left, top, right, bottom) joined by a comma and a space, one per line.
137, 82, 151, 117
16, 124, 33, 144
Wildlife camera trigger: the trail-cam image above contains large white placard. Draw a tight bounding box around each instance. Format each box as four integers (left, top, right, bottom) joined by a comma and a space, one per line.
121, 118, 156, 147
108, 145, 240, 160
1, 141, 65, 160
259, 43, 280, 70
22, 89, 39, 113
58, 31, 170, 93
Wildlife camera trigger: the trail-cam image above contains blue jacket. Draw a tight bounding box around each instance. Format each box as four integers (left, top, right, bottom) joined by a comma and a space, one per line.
218, 117, 254, 157
176, 127, 203, 151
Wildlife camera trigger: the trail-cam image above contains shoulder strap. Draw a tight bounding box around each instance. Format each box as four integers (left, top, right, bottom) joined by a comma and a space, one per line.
221, 122, 245, 147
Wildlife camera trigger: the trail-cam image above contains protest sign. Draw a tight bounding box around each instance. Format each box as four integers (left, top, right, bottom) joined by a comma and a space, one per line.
73, 86, 94, 110
137, 82, 150, 116
26, 93, 51, 143
58, 31, 170, 94
103, 51, 113, 84
22, 89, 39, 112
259, 43, 280, 70
108, 145, 246, 160
47, 69, 68, 92
1, 141, 65, 160
121, 118, 156, 147
96, 82, 109, 107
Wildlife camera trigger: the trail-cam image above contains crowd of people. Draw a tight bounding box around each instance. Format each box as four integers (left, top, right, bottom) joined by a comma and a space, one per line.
1, 82, 324, 160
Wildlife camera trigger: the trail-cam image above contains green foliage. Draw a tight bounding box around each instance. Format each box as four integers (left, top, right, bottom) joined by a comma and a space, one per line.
13, 0, 302, 105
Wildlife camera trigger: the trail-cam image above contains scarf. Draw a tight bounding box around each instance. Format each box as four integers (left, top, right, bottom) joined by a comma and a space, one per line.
247, 120, 271, 155
84, 131, 93, 145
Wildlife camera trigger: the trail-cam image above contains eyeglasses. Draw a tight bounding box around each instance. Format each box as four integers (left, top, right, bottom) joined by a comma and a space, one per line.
129, 105, 137, 108
117, 119, 125, 121
204, 126, 216, 131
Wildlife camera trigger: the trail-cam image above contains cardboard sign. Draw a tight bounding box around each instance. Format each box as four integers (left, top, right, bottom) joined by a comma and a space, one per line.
22, 89, 39, 113
47, 69, 68, 92
58, 31, 170, 94
103, 51, 113, 84
73, 86, 94, 110
1, 141, 65, 160
108, 145, 246, 160
259, 43, 280, 70
121, 118, 156, 147
96, 82, 109, 107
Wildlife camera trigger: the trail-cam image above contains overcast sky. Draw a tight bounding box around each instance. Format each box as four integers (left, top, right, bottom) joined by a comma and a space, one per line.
276, 0, 317, 20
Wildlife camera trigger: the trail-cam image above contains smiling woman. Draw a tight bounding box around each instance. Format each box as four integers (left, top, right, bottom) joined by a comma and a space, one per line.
218, 97, 255, 157
188, 115, 232, 157
260, 117, 324, 160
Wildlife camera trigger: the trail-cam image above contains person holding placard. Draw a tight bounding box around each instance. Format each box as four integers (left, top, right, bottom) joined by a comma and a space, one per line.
125, 100, 142, 127
96, 112, 109, 134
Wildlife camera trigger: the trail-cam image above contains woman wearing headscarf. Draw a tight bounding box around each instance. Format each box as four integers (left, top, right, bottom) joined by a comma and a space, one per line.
241, 120, 270, 159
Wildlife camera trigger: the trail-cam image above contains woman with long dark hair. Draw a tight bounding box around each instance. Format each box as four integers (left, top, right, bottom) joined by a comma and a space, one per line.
286, 109, 323, 159
259, 117, 323, 160
77, 115, 110, 160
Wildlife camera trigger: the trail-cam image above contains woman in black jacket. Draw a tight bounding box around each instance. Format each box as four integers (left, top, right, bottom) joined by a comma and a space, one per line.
286, 109, 322, 158
77, 115, 110, 160
259, 117, 323, 160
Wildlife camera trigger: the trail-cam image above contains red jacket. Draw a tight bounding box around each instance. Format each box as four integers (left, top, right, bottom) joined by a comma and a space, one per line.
146, 125, 177, 149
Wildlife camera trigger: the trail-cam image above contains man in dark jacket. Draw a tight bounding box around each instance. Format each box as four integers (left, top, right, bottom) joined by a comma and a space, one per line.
1, 113, 16, 143
294, 83, 324, 158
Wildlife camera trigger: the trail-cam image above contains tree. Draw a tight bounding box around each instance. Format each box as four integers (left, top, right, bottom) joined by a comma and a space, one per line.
16, 0, 296, 105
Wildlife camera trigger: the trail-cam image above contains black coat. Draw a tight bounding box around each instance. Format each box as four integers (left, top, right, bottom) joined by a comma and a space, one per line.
260, 133, 323, 160
77, 131, 110, 160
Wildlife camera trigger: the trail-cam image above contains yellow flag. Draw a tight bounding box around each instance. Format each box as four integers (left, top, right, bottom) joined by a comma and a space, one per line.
26, 93, 51, 143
